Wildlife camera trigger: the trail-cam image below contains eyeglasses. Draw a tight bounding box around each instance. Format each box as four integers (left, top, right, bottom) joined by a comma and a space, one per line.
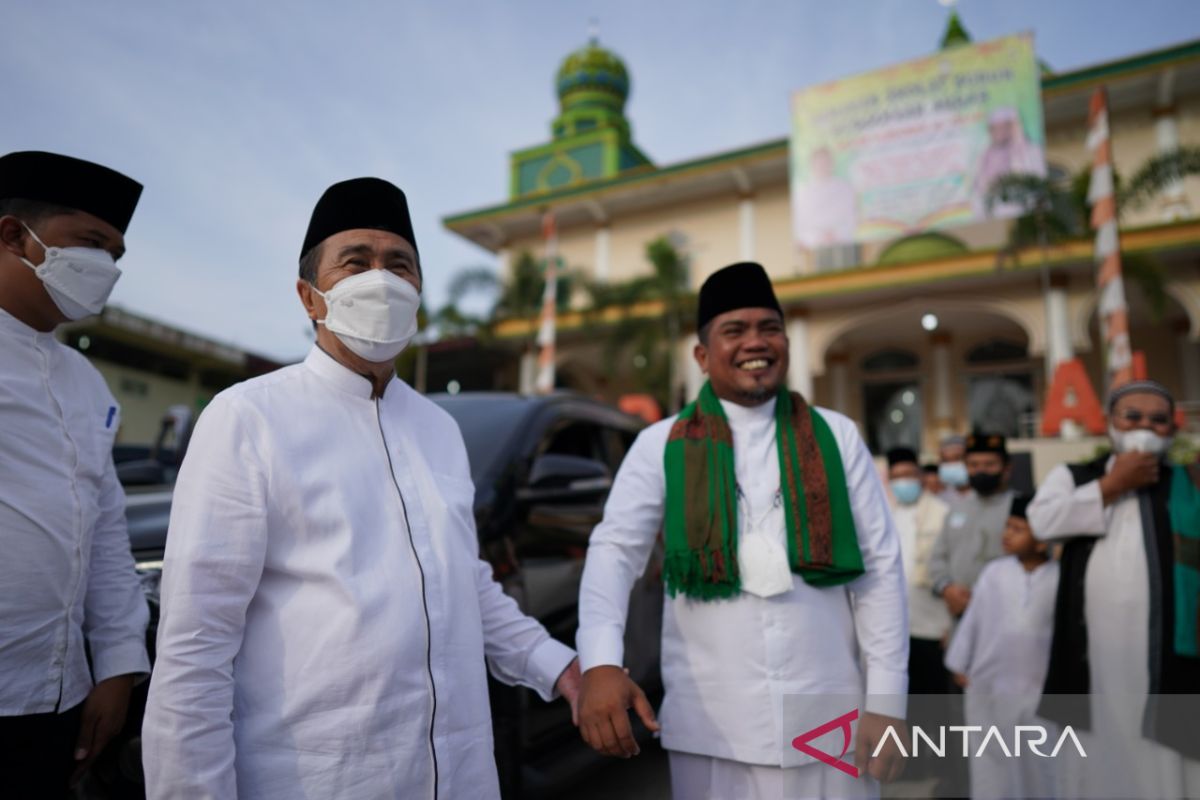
1118, 409, 1172, 426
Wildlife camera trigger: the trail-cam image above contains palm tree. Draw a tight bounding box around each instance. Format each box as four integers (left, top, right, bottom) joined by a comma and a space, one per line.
986, 146, 1200, 320
581, 235, 693, 412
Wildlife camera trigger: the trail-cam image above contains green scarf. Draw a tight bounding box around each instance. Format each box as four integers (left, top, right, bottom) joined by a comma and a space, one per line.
663, 382, 864, 600
1171, 463, 1200, 658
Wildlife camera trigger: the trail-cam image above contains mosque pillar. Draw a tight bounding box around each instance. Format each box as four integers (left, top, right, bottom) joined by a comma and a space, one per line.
1044, 274, 1074, 378
594, 224, 611, 283
828, 354, 850, 415
498, 247, 511, 281
786, 311, 813, 399
1154, 70, 1190, 220
1045, 274, 1082, 439
931, 332, 955, 438
518, 347, 537, 395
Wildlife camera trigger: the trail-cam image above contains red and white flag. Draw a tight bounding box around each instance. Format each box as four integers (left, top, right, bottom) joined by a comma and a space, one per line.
1087, 87, 1133, 391
534, 211, 558, 394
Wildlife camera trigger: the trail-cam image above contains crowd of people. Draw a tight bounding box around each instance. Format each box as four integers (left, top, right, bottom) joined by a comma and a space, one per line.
1, 149, 1197, 800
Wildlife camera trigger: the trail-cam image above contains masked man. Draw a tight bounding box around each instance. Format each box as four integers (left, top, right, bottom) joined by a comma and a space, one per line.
1030, 380, 1200, 798
928, 433, 1015, 618
143, 178, 580, 799
576, 262, 908, 799
936, 435, 971, 508
885, 447, 951, 695
0, 151, 150, 796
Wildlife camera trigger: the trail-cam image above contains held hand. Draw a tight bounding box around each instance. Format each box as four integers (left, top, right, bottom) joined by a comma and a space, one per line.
71, 674, 135, 787
855, 711, 908, 783
952, 672, 969, 689
577, 665, 660, 758
555, 658, 582, 726
941, 584, 971, 617
1102, 451, 1160, 501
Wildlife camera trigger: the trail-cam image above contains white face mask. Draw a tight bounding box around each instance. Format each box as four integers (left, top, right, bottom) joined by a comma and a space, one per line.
1109, 425, 1173, 456
312, 269, 420, 363
20, 224, 122, 320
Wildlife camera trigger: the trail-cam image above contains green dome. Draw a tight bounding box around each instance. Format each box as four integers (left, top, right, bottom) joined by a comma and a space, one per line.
555, 39, 630, 107
877, 232, 969, 265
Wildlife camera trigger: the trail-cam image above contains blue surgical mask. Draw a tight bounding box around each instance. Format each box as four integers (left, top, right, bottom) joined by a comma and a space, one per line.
939, 461, 969, 488
890, 478, 922, 506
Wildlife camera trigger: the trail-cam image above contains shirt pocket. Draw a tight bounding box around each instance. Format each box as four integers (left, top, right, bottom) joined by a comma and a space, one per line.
70, 399, 118, 487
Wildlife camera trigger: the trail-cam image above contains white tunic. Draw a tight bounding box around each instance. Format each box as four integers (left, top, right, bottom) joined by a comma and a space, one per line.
943, 556, 1059, 800
0, 307, 149, 715
1029, 463, 1200, 799
143, 347, 575, 800
577, 397, 908, 768
890, 492, 952, 642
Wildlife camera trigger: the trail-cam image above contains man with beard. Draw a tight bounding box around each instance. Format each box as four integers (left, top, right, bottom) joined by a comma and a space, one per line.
1030, 380, 1200, 798
928, 433, 1015, 619
575, 261, 908, 798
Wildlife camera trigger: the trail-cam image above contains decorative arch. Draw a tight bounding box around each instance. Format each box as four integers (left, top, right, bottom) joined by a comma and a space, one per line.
813, 297, 1043, 374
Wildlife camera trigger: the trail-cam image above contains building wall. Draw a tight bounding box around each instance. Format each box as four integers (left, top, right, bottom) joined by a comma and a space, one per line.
90, 359, 214, 443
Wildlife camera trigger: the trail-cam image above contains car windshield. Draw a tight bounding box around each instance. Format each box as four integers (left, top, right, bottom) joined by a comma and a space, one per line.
429, 395, 533, 486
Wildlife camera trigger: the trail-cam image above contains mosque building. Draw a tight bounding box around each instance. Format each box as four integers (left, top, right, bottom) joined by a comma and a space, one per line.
442, 14, 1200, 466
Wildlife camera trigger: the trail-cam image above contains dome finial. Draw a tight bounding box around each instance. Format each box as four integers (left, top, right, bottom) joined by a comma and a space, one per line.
938, 2, 972, 50
587, 17, 600, 45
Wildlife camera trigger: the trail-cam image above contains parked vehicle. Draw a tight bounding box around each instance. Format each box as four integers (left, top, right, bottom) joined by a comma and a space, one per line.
107, 392, 662, 799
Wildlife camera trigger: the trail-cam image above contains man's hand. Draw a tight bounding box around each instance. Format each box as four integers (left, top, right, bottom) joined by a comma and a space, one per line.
556, 658, 582, 725
1100, 451, 1160, 504
854, 711, 907, 783
941, 584, 971, 617
577, 665, 660, 758
951, 672, 969, 689
71, 673, 135, 786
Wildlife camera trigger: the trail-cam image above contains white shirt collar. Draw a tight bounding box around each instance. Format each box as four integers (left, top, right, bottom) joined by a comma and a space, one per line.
303, 345, 390, 400
718, 395, 777, 428
0, 305, 56, 344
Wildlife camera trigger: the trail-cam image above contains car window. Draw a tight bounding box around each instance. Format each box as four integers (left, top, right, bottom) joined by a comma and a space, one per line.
541, 420, 606, 464
603, 428, 636, 472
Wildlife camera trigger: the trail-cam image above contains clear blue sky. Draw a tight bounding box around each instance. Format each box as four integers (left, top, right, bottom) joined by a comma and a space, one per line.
5, 0, 1196, 361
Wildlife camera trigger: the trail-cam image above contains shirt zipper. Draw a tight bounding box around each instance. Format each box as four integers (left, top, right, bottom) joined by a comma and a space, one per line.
376, 399, 439, 799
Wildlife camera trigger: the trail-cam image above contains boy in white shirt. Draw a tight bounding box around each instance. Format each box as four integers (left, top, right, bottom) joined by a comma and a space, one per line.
944, 495, 1059, 799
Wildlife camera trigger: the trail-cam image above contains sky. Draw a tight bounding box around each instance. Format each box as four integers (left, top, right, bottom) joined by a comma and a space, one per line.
5, 0, 1197, 362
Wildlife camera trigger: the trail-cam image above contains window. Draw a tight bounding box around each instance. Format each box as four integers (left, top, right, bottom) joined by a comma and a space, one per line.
862, 349, 919, 373
968, 373, 1035, 439
814, 243, 861, 273
966, 339, 1027, 364
864, 383, 922, 454
119, 377, 150, 398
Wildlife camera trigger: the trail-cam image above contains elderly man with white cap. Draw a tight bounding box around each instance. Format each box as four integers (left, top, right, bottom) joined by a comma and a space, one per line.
1030, 380, 1200, 799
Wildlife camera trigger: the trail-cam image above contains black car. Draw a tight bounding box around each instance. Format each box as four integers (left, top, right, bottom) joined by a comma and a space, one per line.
113, 391, 663, 799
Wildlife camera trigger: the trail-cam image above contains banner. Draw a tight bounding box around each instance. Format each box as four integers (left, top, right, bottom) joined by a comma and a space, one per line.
790, 33, 1046, 248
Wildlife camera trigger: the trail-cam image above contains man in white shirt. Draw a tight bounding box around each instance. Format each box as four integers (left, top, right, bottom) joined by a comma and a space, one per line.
1029, 380, 1200, 798
142, 178, 580, 799
576, 261, 908, 799
884, 447, 951, 695
935, 435, 970, 508
0, 150, 150, 796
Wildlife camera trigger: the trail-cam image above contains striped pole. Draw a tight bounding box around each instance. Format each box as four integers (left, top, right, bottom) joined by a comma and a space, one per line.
1087, 87, 1134, 391
534, 211, 558, 394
